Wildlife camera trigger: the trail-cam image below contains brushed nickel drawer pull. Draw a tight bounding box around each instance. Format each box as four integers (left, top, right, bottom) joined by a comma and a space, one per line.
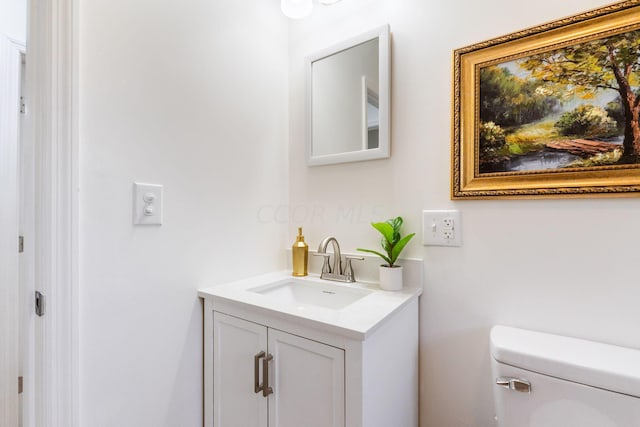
254, 351, 265, 393
262, 353, 274, 397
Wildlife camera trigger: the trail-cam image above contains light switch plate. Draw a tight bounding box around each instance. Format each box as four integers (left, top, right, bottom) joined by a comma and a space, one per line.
133, 183, 163, 225
422, 210, 461, 247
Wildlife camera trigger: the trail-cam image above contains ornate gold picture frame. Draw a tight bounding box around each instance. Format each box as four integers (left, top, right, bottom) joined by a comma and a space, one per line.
452, 1, 640, 199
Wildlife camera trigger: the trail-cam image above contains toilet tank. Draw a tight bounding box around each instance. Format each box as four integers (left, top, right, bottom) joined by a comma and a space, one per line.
490, 326, 640, 427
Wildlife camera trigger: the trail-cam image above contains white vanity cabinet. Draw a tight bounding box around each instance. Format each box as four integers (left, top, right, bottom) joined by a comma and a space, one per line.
212, 312, 344, 427
200, 272, 421, 427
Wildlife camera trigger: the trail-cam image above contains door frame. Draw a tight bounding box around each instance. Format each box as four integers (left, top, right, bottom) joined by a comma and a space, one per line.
0, 33, 25, 427
26, 0, 78, 425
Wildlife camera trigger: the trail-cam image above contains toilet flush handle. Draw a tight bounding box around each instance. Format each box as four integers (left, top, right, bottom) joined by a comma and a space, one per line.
496, 377, 531, 393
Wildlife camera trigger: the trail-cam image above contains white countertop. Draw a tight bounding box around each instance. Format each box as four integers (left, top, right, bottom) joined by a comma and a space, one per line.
198, 271, 422, 340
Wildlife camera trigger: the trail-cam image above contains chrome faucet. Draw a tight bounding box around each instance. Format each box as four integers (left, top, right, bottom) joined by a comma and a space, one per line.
313, 236, 364, 283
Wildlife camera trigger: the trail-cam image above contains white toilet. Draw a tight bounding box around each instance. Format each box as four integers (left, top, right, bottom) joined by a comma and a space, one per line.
490, 326, 640, 426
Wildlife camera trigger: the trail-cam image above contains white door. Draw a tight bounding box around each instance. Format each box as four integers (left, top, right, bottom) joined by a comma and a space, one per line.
268, 329, 345, 427
0, 34, 24, 427
213, 312, 268, 427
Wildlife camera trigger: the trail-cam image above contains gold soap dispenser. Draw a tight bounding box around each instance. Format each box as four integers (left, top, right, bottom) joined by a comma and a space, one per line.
292, 227, 308, 277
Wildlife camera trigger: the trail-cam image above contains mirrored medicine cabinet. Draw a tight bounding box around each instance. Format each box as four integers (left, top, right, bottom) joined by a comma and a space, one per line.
306, 25, 390, 166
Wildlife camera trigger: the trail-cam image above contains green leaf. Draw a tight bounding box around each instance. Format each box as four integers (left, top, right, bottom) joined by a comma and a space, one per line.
371, 222, 394, 243
389, 216, 403, 231
388, 217, 403, 243
381, 238, 391, 254
389, 233, 415, 265
356, 248, 392, 266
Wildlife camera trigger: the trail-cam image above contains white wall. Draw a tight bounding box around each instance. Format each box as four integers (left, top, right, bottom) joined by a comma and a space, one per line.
0, 0, 26, 42
288, 1, 640, 426
78, 0, 288, 425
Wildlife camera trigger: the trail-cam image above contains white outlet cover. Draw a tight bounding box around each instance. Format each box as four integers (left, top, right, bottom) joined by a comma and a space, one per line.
133, 182, 163, 225
422, 210, 462, 247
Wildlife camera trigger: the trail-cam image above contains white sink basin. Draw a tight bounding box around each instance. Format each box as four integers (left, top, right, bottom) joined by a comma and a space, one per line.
249, 278, 371, 310
199, 271, 423, 339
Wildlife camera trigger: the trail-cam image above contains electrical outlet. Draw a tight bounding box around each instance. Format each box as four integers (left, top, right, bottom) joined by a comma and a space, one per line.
422, 210, 462, 247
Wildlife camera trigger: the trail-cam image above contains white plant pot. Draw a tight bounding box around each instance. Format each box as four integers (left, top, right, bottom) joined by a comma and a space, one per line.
378, 265, 403, 291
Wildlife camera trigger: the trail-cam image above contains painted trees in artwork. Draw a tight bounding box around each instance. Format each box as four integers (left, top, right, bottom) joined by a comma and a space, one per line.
479, 66, 559, 159
520, 30, 640, 161
480, 66, 559, 127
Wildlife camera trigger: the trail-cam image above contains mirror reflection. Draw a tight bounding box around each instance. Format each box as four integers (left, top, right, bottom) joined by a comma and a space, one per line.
306, 25, 390, 166
312, 38, 379, 156
365, 77, 380, 150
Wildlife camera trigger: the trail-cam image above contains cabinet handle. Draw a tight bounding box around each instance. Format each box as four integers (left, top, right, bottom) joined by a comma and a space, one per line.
262, 353, 274, 397
254, 351, 265, 393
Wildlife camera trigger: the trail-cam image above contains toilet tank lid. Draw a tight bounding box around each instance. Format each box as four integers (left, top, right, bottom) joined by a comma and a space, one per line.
491, 326, 640, 398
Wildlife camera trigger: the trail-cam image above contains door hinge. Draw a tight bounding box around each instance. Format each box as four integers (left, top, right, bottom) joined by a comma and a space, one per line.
20, 96, 26, 114
18, 376, 23, 394
35, 291, 45, 317
18, 235, 24, 253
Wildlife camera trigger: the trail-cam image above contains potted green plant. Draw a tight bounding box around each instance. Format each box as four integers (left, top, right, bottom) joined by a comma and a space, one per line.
357, 216, 415, 291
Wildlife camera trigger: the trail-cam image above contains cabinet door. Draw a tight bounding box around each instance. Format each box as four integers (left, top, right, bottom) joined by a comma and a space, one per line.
213, 312, 268, 427
268, 329, 345, 427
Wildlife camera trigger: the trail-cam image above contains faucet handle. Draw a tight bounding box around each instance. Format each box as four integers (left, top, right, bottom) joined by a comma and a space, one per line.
344, 256, 364, 283
313, 252, 332, 274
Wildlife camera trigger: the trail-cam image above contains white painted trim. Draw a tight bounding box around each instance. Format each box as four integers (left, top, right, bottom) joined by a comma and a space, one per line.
27, 0, 77, 424
0, 33, 24, 427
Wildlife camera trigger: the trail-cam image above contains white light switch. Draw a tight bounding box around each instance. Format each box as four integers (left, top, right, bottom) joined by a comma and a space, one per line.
422, 210, 461, 247
133, 183, 163, 225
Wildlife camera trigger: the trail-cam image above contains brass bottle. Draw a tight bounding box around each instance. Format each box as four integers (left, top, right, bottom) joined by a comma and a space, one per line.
292, 227, 308, 277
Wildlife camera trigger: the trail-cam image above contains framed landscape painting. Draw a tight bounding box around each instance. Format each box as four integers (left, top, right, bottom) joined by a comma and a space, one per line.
452, 0, 640, 198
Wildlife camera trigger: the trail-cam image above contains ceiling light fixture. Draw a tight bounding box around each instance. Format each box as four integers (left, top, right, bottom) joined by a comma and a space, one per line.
281, 0, 313, 19
281, 0, 342, 19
